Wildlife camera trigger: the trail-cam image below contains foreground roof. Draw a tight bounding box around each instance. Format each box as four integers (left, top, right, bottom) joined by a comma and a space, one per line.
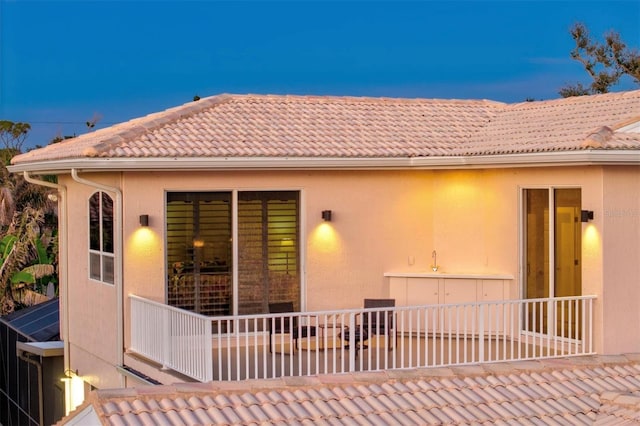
62, 354, 640, 425
11, 90, 640, 173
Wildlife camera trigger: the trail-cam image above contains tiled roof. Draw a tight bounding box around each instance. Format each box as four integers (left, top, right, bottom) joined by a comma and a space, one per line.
12, 90, 640, 167
61, 354, 640, 425
460, 90, 640, 155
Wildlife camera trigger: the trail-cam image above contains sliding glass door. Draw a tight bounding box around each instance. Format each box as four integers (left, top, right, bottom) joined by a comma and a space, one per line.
166, 190, 300, 317
523, 188, 582, 338
237, 191, 300, 315
166, 192, 233, 316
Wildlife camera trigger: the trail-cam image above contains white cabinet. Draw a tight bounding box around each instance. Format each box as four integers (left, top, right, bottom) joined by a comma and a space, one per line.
441, 279, 477, 333
390, 277, 440, 307
407, 278, 440, 305
387, 273, 512, 335
480, 280, 507, 334
480, 280, 504, 301
388, 277, 408, 306
443, 279, 477, 304
393, 278, 440, 331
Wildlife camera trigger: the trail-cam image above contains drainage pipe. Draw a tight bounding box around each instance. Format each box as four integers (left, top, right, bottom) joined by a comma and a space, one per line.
70, 169, 125, 387
22, 173, 69, 373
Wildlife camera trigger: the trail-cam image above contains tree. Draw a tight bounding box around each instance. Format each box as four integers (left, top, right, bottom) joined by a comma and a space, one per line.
0, 142, 59, 313
0, 120, 31, 152
0, 207, 57, 314
0, 187, 15, 227
560, 23, 640, 97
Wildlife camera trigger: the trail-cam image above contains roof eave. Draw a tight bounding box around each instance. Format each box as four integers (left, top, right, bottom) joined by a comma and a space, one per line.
7, 150, 640, 175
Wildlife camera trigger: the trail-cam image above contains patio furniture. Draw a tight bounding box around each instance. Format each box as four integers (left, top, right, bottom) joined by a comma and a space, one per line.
359, 298, 397, 350
340, 327, 368, 358
317, 321, 347, 349
268, 302, 316, 353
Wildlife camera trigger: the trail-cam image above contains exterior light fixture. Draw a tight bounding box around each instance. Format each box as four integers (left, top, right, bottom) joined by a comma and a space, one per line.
581, 210, 594, 222
321, 210, 332, 221
139, 214, 149, 227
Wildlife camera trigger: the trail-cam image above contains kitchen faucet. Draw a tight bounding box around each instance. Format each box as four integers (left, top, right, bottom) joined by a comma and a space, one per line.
431, 250, 439, 272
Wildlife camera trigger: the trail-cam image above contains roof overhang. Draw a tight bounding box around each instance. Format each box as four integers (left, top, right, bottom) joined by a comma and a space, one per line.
8, 150, 640, 175
16, 341, 64, 357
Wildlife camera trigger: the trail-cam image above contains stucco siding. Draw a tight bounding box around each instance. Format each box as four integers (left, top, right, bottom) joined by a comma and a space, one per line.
601, 166, 640, 354
57, 166, 620, 385
60, 174, 123, 388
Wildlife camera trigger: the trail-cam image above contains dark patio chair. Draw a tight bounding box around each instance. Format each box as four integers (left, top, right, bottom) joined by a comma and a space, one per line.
268, 302, 316, 353
359, 298, 397, 350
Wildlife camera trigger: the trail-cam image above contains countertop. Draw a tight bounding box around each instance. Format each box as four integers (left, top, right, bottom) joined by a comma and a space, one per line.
384, 271, 514, 280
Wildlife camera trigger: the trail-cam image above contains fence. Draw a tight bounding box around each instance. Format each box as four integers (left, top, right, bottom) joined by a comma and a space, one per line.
129, 295, 595, 382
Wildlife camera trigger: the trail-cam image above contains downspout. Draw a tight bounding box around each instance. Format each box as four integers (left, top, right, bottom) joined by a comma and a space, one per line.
22, 173, 69, 374
70, 169, 125, 387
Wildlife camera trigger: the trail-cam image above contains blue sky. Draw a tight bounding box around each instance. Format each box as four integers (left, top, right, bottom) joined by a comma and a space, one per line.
1, 1, 639, 149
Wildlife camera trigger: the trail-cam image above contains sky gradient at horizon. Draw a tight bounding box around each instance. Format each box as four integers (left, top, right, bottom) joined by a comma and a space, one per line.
1, 1, 639, 149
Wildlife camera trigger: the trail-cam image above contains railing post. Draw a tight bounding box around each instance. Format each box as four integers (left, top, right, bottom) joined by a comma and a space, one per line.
548, 298, 554, 351
478, 304, 484, 363
204, 317, 213, 382
130, 297, 138, 351
588, 297, 592, 354
162, 303, 170, 370
348, 311, 356, 372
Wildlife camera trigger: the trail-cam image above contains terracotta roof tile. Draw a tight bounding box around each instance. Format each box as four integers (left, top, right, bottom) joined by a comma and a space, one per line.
13, 90, 640, 168
60, 354, 640, 425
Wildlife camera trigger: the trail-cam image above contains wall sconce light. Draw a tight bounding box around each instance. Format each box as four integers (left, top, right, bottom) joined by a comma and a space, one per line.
321, 210, 332, 221
581, 210, 594, 222
139, 214, 149, 227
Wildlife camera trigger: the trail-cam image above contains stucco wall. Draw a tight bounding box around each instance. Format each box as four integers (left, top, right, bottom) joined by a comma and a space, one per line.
59, 173, 122, 389
57, 165, 633, 386
119, 169, 522, 313
601, 165, 640, 354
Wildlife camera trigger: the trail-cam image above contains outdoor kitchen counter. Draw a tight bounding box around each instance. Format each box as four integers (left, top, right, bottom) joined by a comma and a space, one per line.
385, 271, 515, 306
384, 272, 514, 280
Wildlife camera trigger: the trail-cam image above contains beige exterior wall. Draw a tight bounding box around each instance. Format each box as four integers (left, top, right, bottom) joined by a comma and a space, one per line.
59, 173, 123, 389
600, 166, 640, 354
57, 165, 638, 387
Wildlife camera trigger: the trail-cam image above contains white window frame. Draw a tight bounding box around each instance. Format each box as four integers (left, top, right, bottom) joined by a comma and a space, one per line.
519, 185, 583, 343
88, 191, 115, 285
164, 188, 306, 315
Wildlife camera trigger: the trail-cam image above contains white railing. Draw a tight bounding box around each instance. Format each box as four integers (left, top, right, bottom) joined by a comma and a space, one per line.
130, 295, 213, 382
129, 295, 595, 382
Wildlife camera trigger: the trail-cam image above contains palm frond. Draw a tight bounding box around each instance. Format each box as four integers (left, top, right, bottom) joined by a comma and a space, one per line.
20, 264, 55, 280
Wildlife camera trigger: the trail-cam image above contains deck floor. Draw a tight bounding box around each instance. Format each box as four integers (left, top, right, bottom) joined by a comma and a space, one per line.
211, 335, 571, 381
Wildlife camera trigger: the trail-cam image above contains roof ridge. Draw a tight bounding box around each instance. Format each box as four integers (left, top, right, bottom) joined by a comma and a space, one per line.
77, 95, 238, 156
505, 88, 640, 110
211, 92, 507, 106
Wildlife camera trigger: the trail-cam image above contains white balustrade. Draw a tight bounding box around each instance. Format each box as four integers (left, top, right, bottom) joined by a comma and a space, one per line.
129, 295, 595, 382
130, 295, 212, 382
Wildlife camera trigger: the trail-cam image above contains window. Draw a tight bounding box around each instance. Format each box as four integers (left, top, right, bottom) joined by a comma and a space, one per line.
166, 191, 300, 317
89, 191, 114, 284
